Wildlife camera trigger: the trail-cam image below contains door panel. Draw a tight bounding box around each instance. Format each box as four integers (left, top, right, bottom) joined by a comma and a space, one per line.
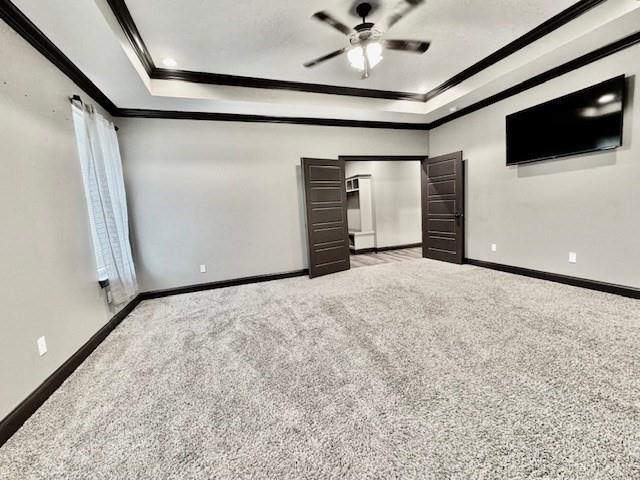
427, 179, 456, 195
428, 200, 456, 215
428, 219, 456, 234
314, 226, 345, 244
308, 164, 342, 181
421, 152, 465, 264
302, 158, 350, 278
309, 186, 342, 203
310, 206, 343, 224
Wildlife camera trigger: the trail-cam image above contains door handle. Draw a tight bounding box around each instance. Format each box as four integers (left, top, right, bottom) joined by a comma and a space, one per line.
454, 213, 463, 218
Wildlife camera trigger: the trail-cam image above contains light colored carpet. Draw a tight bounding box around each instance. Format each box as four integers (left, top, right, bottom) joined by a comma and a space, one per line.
1, 259, 639, 479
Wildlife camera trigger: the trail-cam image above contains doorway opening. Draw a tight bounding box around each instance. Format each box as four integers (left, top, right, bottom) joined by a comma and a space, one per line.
341, 156, 425, 270
301, 153, 465, 279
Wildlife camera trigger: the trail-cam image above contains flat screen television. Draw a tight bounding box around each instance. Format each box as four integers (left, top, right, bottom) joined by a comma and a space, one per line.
506, 75, 625, 165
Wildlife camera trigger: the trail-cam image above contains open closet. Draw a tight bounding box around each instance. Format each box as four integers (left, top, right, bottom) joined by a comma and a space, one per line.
346, 174, 375, 253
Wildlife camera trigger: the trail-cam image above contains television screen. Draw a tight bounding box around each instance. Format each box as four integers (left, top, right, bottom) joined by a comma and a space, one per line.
506, 75, 625, 165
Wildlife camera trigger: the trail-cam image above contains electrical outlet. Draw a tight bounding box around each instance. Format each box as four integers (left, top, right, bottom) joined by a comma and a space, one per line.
569, 252, 577, 263
37, 336, 47, 356
200, 264, 207, 273
106, 290, 113, 304
491, 243, 497, 252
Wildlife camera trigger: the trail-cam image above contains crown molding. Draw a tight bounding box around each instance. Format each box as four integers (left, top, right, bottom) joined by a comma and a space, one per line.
423, 0, 607, 102
106, 0, 606, 104
115, 108, 430, 130
151, 68, 426, 102
429, 30, 640, 129
105, 0, 425, 102
0, 0, 428, 129
2, 0, 637, 131
0, 0, 118, 114
105, 0, 154, 75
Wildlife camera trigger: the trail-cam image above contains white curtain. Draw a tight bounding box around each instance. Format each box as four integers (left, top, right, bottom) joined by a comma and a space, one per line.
72, 101, 137, 303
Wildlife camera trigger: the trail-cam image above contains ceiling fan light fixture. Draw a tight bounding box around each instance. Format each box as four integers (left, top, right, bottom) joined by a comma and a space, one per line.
305, 1, 430, 77
347, 42, 383, 71
347, 46, 364, 70
366, 42, 383, 67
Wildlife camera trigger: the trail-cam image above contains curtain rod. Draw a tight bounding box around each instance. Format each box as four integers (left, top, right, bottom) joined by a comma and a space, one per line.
69, 95, 119, 131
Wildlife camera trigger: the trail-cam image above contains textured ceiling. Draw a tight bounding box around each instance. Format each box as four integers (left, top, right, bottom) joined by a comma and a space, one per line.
8, 0, 640, 122
125, 0, 577, 92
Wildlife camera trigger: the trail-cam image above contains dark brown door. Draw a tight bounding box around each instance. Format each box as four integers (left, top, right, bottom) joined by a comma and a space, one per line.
421, 152, 465, 264
302, 158, 350, 278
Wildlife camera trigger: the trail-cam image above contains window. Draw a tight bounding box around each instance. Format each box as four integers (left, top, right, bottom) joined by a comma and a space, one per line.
71, 99, 137, 303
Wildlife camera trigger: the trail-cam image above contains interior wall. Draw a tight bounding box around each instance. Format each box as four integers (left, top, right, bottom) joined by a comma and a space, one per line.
345, 161, 422, 249
118, 120, 429, 291
429, 43, 640, 288
0, 21, 112, 419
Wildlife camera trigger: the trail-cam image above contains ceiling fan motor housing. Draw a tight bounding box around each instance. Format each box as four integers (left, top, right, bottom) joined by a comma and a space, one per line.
354, 22, 375, 32
350, 24, 382, 46
352, 2, 380, 47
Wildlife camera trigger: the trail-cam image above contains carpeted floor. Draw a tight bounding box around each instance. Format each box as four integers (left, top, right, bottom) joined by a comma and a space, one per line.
1, 258, 639, 479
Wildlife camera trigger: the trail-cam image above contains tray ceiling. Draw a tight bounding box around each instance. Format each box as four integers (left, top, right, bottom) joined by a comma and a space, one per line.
5, 0, 640, 123
124, 0, 577, 93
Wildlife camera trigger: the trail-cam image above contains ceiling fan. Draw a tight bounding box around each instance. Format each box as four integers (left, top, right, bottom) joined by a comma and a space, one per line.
304, 0, 430, 79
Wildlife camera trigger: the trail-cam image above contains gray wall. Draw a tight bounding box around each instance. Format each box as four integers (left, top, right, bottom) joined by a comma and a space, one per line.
345, 161, 422, 248
429, 43, 640, 288
0, 21, 112, 418
118, 119, 429, 291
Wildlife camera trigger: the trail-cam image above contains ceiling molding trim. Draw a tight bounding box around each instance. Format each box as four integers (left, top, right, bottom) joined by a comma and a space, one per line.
0, 0, 427, 129
105, 0, 154, 75
3, 0, 638, 133
107, 0, 606, 104
0, 0, 118, 114
423, 0, 608, 102
429, 29, 640, 129
115, 108, 431, 130
152, 68, 426, 102
104, 0, 426, 102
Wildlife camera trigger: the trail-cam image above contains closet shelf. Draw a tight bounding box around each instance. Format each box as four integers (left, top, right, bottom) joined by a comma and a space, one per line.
346, 174, 375, 253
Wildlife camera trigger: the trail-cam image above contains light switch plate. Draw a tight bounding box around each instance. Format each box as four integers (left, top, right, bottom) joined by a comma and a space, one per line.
569, 252, 577, 263
491, 244, 497, 252
200, 264, 207, 273
37, 336, 47, 356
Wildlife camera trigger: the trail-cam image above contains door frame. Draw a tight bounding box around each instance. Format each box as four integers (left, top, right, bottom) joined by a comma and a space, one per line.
339, 155, 429, 254
339, 156, 428, 162
326, 154, 466, 266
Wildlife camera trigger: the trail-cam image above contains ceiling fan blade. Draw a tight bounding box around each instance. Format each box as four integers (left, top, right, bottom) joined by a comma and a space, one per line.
379, 0, 425, 31
383, 39, 431, 53
312, 11, 353, 36
303, 48, 347, 68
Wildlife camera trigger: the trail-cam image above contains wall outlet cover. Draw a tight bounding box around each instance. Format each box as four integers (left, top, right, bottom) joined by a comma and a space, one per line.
491, 244, 497, 252
569, 252, 577, 263
37, 336, 47, 356
200, 264, 207, 273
